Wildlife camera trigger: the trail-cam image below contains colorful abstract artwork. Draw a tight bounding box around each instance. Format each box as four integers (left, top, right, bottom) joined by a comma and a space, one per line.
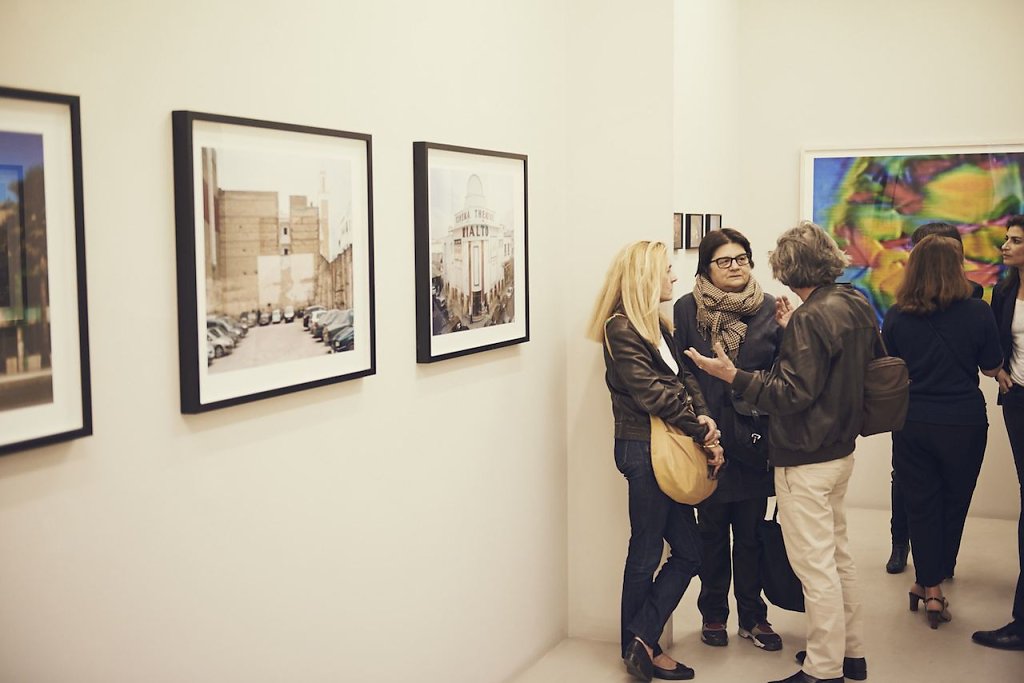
802, 147, 1024, 322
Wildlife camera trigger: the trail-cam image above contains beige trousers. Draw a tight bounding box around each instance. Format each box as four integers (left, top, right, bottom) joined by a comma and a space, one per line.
775, 454, 865, 680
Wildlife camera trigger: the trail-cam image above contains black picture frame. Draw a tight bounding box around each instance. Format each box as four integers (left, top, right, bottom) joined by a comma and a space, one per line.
0, 86, 92, 456
172, 111, 375, 413
705, 213, 722, 235
673, 213, 683, 250
413, 142, 529, 363
684, 213, 704, 249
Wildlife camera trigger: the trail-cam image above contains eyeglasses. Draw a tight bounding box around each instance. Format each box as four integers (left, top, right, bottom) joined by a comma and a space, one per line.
711, 254, 751, 269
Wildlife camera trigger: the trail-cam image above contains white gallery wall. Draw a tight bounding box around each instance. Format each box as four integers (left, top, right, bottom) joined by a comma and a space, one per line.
564, 0, 675, 645
0, 1, 581, 681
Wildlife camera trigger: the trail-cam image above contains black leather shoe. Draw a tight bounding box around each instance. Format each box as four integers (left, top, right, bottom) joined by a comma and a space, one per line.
624, 639, 654, 681
700, 622, 728, 646
796, 650, 867, 680
652, 661, 695, 680
768, 671, 843, 683
886, 542, 909, 573
971, 623, 1024, 651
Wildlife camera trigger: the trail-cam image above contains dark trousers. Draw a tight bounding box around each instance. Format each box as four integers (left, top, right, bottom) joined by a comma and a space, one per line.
615, 438, 702, 658
890, 470, 910, 545
893, 420, 987, 588
1003, 402, 1024, 629
696, 496, 768, 629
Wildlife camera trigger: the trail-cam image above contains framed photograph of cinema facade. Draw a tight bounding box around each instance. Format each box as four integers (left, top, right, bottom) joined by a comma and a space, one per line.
413, 142, 529, 363
173, 111, 375, 413
0, 86, 91, 455
802, 144, 1024, 323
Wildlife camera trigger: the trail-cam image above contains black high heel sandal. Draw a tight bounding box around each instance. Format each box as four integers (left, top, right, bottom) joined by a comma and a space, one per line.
909, 587, 925, 612
925, 596, 951, 629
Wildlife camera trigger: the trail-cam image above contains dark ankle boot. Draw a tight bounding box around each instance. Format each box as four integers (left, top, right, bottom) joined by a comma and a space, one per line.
886, 542, 909, 574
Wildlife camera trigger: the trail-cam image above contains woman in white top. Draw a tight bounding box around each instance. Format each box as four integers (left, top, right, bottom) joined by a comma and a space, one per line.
973, 215, 1024, 650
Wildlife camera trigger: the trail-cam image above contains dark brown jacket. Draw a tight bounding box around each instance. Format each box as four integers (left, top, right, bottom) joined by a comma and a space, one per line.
602, 312, 710, 441
731, 284, 877, 467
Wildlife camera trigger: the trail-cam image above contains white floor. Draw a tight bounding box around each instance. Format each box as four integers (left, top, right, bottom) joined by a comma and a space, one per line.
511, 508, 1024, 683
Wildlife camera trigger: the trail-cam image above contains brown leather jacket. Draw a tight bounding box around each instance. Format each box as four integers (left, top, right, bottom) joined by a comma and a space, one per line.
731, 284, 877, 467
602, 312, 710, 441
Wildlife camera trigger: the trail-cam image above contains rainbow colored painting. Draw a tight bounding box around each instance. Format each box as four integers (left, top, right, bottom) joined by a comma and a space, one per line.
804, 147, 1024, 323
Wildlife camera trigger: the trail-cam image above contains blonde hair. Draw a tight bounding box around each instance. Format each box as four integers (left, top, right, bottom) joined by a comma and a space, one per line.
586, 240, 672, 346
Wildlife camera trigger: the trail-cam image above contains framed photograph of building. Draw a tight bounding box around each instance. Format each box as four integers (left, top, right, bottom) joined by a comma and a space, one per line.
803, 144, 1024, 322
673, 213, 683, 250
413, 142, 528, 363
172, 111, 375, 413
0, 86, 91, 455
705, 213, 722, 235
684, 213, 704, 249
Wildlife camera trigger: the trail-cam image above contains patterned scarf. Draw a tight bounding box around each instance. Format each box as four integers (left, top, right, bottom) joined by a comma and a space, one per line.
693, 274, 765, 359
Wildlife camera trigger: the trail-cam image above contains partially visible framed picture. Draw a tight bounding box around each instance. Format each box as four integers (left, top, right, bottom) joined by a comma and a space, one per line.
0, 86, 91, 456
172, 111, 375, 413
673, 213, 683, 250
413, 142, 529, 363
684, 213, 704, 249
705, 213, 722, 235
803, 144, 1024, 322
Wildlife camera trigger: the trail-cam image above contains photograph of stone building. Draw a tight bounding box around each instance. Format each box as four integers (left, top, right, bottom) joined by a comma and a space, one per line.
429, 171, 516, 336
0, 130, 53, 412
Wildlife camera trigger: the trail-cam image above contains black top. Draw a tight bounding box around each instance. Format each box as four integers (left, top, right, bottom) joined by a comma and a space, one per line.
882, 298, 1002, 425
675, 293, 780, 502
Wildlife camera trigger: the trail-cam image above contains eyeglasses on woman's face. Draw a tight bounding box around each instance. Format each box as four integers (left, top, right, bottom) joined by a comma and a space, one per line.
711, 254, 751, 269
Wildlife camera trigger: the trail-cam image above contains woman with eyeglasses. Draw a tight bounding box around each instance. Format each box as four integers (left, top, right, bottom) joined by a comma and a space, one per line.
673, 228, 785, 652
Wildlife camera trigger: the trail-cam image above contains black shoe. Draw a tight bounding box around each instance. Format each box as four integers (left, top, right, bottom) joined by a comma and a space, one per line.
796, 649, 867, 680
700, 622, 728, 646
652, 661, 695, 680
885, 542, 909, 573
739, 622, 783, 651
768, 671, 842, 683
971, 623, 1024, 651
624, 639, 654, 682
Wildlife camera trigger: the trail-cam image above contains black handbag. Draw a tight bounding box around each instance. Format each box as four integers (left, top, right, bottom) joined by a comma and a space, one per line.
756, 501, 805, 612
727, 392, 769, 469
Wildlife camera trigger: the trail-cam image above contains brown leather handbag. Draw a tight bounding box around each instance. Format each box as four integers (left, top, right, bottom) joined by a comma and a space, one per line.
649, 415, 717, 505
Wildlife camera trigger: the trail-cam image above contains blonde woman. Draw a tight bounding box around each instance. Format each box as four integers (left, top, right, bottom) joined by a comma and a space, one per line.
587, 240, 724, 682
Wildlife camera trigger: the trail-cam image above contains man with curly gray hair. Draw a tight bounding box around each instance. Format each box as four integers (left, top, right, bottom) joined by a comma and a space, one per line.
685, 221, 877, 683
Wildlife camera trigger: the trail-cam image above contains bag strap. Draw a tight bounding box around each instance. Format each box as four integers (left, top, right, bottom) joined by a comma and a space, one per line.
872, 327, 889, 359
923, 317, 977, 382
602, 314, 625, 359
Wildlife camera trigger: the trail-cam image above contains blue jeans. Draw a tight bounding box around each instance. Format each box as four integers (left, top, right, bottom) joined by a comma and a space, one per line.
615, 438, 702, 658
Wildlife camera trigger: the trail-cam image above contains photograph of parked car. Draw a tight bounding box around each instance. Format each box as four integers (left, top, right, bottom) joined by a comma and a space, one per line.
173, 110, 376, 413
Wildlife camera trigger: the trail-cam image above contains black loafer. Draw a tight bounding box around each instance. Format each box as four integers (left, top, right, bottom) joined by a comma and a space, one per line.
653, 661, 695, 680
624, 639, 654, 682
795, 650, 867, 680
972, 623, 1024, 651
768, 671, 843, 683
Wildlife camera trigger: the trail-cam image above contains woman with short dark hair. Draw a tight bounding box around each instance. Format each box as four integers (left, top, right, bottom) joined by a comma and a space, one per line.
674, 228, 784, 652
883, 235, 1003, 628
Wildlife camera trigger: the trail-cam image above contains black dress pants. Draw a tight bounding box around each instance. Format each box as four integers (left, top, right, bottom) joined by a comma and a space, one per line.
890, 469, 910, 545
696, 496, 768, 629
1002, 402, 1024, 629
893, 420, 987, 588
